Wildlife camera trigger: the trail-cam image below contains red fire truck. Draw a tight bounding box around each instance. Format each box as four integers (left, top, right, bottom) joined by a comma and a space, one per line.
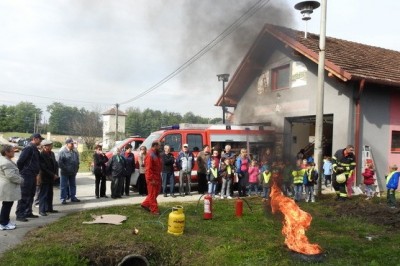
129, 123, 275, 188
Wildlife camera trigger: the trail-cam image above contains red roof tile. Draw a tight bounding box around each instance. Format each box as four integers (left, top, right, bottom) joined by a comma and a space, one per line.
217, 24, 400, 107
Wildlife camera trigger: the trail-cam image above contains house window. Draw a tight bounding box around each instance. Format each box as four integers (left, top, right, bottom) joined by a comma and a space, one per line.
391, 131, 400, 152
271, 64, 290, 90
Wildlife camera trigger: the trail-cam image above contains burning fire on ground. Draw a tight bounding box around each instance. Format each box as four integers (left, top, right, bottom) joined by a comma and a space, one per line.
270, 182, 322, 255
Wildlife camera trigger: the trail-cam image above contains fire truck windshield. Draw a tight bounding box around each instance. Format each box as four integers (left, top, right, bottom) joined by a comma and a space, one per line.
141, 132, 163, 149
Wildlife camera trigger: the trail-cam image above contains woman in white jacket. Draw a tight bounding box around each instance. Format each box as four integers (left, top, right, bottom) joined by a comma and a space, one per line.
0, 144, 23, 230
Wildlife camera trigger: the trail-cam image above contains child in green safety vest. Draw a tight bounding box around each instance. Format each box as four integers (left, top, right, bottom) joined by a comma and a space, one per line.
304, 162, 318, 203
292, 159, 306, 202
261, 165, 272, 200
207, 160, 219, 198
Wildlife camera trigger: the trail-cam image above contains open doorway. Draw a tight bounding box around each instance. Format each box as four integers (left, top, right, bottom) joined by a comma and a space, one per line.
285, 115, 333, 160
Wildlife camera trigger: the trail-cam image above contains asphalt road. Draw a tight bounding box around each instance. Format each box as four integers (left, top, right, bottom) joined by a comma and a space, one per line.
0, 172, 202, 256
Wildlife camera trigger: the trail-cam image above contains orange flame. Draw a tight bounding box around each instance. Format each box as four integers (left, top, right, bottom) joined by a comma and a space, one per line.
270, 182, 322, 255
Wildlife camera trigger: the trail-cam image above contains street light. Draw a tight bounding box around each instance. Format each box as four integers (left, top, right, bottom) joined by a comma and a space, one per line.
295, 0, 327, 196
217, 73, 230, 124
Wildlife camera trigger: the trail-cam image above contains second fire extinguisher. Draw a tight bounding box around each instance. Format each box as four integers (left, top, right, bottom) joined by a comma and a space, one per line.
204, 194, 213, 220
235, 197, 243, 217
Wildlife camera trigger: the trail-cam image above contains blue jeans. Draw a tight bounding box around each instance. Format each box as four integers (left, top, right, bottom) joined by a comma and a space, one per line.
162, 172, 175, 195
262, 187, 270, 199
60, 174, 77, 201
208, 182, 217, 196
294, 184, 303, 201
221, 178, 232, 197
248, 183, 259, 195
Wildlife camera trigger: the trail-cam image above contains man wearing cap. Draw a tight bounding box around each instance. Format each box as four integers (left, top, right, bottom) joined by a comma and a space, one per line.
176, 143, 194, 196
38, 140, 59, 216
58, 138, 80, 204
15, 133, 44, 222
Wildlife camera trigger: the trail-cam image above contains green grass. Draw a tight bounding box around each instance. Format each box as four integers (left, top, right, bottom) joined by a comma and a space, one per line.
1, 195, 400, 265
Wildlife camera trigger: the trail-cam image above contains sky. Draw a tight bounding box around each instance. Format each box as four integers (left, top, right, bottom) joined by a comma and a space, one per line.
0, 0, 399, 120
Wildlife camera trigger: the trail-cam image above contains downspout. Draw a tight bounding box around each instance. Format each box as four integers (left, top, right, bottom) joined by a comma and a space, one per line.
355, 79, 366, 185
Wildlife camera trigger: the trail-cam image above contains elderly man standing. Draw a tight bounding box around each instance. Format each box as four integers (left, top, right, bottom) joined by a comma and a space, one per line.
59, 138, 80, 204
176, 143, 194, 196
196, 145, 211, 194
15, 133, 43, 222
38, 140, 59, 216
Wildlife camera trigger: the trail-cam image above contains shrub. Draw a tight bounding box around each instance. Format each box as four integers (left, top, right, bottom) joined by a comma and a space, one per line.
80, 150, 94, 171
53, 141, 62, 148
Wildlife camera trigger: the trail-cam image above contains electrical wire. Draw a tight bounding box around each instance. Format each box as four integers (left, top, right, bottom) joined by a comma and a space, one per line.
119, 0, 271, 106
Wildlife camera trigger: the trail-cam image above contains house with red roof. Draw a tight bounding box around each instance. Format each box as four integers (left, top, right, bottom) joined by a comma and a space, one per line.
216, 24, 400, 190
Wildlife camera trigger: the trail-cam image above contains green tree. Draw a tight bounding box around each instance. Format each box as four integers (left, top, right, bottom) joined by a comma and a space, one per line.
47, 102, 79, 135
4, 102, 42, 133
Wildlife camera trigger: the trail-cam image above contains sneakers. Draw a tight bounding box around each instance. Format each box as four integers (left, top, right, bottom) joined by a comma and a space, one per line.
220, 196, 224, 199
71, 198, 81, 202
227, 196, 233, 199
0, 223, 16, 230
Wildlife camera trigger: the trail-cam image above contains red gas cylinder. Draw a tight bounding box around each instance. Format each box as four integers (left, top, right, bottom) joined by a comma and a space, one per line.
204, 194, 213, 220
235, 197, 243, 217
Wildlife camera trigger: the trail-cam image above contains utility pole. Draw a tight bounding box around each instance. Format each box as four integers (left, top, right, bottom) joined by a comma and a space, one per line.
115, 103, 119, 142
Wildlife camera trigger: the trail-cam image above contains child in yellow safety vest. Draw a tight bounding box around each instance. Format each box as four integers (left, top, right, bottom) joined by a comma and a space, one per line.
207, 160, 219, 198
261, 166, 272, 200
292, 159, 306, 202
304, 163, 318, 203
220, 157, 234, 199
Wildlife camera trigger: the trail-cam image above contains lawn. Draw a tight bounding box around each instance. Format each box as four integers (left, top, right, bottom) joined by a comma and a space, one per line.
0, 193, 399, 266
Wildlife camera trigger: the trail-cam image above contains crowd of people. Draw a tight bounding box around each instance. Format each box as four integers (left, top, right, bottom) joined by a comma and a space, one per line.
1, 137, 400, 230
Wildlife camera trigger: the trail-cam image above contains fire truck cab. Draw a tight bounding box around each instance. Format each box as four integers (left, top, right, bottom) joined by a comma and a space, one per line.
130, 123, 275, 189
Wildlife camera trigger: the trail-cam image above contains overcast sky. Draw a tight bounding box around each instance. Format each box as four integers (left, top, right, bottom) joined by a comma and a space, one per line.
0, 0, 399, 120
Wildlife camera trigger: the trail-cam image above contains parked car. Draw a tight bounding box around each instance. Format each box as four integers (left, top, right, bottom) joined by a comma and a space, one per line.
8, 136, 19, 143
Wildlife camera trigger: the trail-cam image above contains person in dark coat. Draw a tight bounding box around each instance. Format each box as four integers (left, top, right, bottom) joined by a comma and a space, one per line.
121, 144, 135, 196
15, 133, 43, 222
109, 148, 126, 199
38, 140, 59, 216
93, 145, 108, 198
161, 145, 175, 197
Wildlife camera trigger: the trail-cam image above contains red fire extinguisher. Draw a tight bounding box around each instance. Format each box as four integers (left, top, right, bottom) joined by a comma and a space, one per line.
235, 197, 243, 217
204, 194, 213, 220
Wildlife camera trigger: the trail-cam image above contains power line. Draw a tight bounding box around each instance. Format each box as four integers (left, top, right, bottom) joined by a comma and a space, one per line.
119, 0, 271, 105
0, 90, 109, 105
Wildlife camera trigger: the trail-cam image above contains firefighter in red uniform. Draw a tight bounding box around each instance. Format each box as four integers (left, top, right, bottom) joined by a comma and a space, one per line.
141, 141, 162, 215
332, 145, 356, 201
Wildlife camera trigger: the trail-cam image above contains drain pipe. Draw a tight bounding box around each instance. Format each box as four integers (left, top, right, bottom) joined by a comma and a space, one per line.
355, 79, 365, 185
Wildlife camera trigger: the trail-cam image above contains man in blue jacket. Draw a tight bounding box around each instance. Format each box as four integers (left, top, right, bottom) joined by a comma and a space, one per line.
386, 164, 400, 208
176, 144, 194, 196
15, 133, 43, 222
59, 138, 80, 204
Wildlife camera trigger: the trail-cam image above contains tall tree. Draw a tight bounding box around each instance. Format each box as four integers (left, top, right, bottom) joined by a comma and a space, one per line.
47, 102, 79, 135
72, 108, 102, 149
